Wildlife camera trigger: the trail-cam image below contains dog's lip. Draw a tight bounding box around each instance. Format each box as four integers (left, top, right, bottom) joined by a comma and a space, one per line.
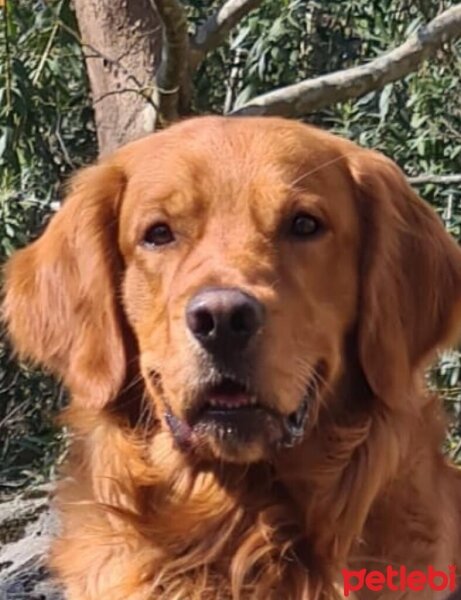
155, 363, 325, 452
278, 395, 310, 448
189, 377, 265, 424
186, 374, 312, 442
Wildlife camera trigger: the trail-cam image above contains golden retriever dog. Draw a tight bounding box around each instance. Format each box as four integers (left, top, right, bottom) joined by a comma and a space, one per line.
3, 116, 461, 600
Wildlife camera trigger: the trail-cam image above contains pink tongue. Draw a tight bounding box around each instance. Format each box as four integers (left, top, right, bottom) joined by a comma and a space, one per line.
209, 393, 249, 407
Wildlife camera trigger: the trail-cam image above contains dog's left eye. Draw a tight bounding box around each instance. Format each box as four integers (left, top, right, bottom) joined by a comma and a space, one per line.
290, 213, 323, 238
142, 222, 175, 247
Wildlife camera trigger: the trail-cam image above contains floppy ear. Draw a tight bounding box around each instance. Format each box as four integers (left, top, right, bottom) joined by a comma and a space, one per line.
2, 164, 127, 408
348, 150, 461, 407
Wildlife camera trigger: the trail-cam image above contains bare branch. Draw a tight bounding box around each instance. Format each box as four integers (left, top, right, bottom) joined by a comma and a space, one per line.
190, 0, 263, 70
93, 88, 158, 109
32, 1, 62, 86
231, 5, 461, 117
154, 0, 190, 124
80, 43, 146, 92
408, 174, 461, 186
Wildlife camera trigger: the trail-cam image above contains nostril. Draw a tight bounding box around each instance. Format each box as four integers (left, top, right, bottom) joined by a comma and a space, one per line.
188, 309, 214, 337
230, 306, 256, 336
192, 309, 215, 337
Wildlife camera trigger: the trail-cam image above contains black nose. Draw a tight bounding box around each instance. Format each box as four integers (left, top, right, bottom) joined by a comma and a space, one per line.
186, 287, 265, 354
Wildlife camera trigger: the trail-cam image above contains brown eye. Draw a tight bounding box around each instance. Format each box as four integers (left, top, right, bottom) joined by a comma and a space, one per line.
290, 213, 322, 239
142, 222, 175, 247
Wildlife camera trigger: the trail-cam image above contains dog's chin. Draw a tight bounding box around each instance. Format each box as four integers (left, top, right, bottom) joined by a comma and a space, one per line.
161, 376, 314, 464
190, 405, 285, 463
199, 433, 274, 464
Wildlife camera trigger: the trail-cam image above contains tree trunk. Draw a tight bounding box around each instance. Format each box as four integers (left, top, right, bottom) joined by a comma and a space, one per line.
73, 0, 163, 156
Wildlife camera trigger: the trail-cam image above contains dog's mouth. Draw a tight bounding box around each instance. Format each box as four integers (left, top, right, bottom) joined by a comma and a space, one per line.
155, 369, 320, 459
193, 377, 259, 417
189, 377, 310, 446
187, 377, 276, 446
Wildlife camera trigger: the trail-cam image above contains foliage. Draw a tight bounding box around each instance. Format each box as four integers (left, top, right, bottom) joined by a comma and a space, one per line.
0, 0, 94, 489
0, 337, 66, 492
1, 0, 460, 488
0, 0, 96, 193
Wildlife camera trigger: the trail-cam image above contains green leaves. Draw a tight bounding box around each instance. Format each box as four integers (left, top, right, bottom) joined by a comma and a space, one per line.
0, 0, 92, 488
0, 0, 96, 211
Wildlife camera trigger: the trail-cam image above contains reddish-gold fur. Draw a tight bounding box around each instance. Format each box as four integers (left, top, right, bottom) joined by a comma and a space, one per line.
3, 117, 461, 599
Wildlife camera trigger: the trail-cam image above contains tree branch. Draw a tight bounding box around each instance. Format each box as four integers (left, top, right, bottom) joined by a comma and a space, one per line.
408, 174, 461, 185
153, 0, 189, 124
190, 0, 263, 71
231, 5, 461, 117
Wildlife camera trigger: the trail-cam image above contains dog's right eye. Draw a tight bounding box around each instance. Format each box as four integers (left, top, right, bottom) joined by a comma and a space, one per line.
289, 212, 323, 239
142, 223, 175, 247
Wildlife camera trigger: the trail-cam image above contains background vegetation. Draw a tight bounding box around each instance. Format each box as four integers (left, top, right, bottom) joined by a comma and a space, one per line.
1, 0, 460, 490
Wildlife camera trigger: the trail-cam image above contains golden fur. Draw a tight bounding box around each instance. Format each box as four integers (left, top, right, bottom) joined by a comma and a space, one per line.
3, 117, 461, 599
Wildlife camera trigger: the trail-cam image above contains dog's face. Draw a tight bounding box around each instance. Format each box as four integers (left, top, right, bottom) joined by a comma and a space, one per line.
4, 117, 461, 464
118, 119, 360, 461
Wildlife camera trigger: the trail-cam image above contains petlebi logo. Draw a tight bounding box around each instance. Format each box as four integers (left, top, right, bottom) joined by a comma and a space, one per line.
342, 565, 457, 597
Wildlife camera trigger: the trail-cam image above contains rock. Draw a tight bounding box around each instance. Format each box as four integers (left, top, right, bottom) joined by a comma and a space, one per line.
0, 485, 62, 600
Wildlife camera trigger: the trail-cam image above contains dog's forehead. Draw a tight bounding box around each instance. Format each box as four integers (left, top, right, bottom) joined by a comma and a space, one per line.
119, 117, 352, 219
120, 117, 348, 177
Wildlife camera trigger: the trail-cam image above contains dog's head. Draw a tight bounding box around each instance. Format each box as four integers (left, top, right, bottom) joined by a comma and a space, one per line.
4, 117, 461, 463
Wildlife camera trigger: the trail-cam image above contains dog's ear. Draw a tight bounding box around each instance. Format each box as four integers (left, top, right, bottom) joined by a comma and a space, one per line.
2, 164, 127, 408
348, 149, 461, 407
